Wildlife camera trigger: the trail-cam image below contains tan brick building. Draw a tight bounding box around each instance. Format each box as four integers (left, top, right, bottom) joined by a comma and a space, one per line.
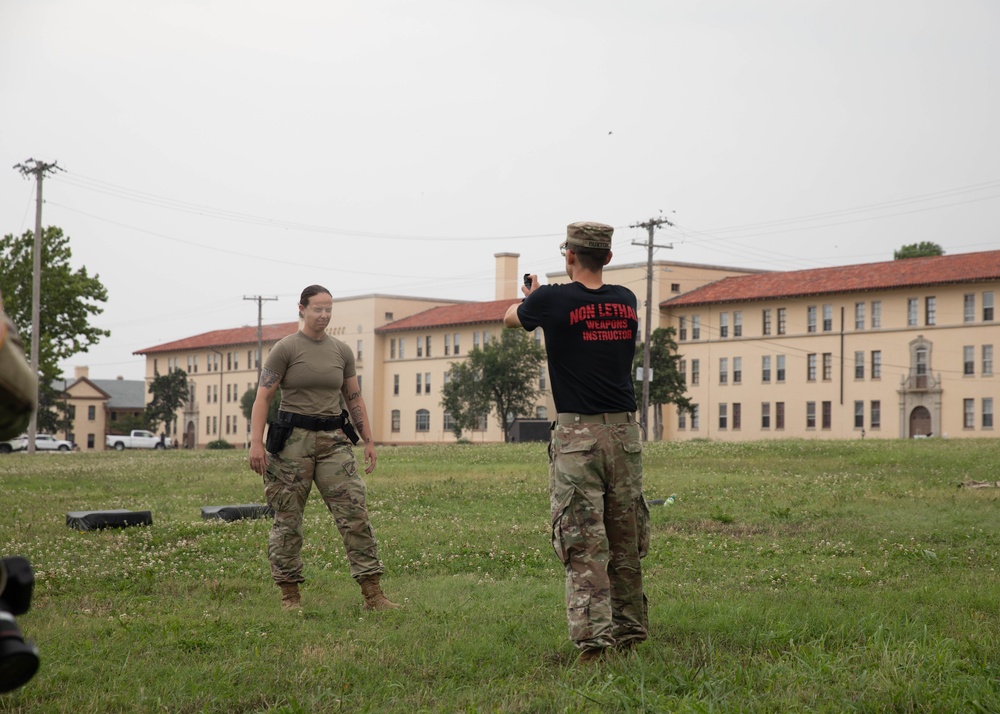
663, 250, 1000, 441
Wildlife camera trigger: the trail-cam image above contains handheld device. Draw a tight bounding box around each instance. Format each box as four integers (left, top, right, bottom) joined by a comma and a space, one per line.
523, 274, 531, 289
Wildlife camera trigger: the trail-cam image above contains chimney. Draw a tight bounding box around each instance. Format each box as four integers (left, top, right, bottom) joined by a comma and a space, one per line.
74, 366, 89, 379
494, 252, 520, 300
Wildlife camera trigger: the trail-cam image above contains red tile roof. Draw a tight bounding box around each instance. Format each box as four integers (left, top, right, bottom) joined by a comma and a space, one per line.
376, 299, 521, 333
663, 250, 1000, 308
135, 321, 300, 354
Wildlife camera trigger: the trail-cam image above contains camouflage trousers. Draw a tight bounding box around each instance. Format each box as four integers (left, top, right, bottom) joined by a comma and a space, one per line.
263, 427, 384, 585
549, 421, 650, 650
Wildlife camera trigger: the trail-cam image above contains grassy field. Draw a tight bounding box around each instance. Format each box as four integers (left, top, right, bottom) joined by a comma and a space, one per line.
0, 439, 998, 713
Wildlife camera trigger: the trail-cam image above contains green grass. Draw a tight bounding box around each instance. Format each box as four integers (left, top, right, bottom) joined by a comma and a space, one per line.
1, 439, 999, 713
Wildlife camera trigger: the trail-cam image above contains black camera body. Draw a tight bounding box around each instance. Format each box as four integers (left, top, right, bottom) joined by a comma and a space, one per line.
0, 556, 39, 693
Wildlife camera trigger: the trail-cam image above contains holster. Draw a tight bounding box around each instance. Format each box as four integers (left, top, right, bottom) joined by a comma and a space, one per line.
340, 410, 360, 445
264, 421, 293, 454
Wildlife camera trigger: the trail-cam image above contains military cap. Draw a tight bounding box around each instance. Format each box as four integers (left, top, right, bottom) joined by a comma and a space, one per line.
565, 221, 614, 250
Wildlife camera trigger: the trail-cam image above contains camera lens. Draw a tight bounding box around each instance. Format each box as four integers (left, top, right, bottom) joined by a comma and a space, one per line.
0, 612, 39, 693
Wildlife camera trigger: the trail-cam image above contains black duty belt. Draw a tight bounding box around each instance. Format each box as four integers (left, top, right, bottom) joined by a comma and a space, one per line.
556, 412, 634, 425
278, 410, 346, 432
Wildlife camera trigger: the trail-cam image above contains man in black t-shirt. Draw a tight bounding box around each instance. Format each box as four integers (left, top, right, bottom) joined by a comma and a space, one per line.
504, 222, 650, 664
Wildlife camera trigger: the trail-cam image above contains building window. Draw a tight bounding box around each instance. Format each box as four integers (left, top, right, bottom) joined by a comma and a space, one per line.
965, 294, 976, 323
416, 373, 422, 394
855, 351, 864, 380
776, 402, 785, 430
854, 401, 864, 429
776, 355, 786, 382
692, 315, 701, 340
872, 350, 882, 379
761, 402, 770, 429
925, 296, 936, 326
88, 405, 96, 420
679, 316, 687, 341
807, 354, 817, 382
444, 334, 451, 355
733, 311, 743, 337
474, 413, 488, 431
984, 398, 994, 429
677, 407, 687, 430
416, 338, 423, 358
984, 292, 995, 321
822, 304, 833, 332
453, 333, 460, 354
822, 353, 832, 381
443, 412, 455, 431
983, 345, 994, 376
690, 404, 700, 430
964, 346, 975, 376
871, 400, 881, 429
719, 357, 728, 385
671, 282, 681, 293
821, 401, 832, 430
393, 374, 399, 396
399, 338, 405, 359
964, 399, 975, 429
807, 306, 817, 333
732, 402, 741, 430
424, 372, 431, 394
718, 403, 728, 430
390, 339, 397, 359
762, 355, 771, 383
473, 332, 480, 350
539, 368, 547, 391
87, 434, 95, 449
777, 308, 787, 335
416, 409, 430, 432
691, 359, 700, 386
806, 402, 816, 429
871, 301, 882, 329
536, 406, 547, 420
907, 298, 918, 326
391, 410, 400, 432
855, 302, 865, 330
733, 357, 742, 384
719, 312, 729, 338
762, 309, 772, 336
426, 336, 432, 358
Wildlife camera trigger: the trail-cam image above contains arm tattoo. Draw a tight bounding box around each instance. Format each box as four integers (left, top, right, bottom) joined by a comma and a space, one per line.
347, 390, 361, 401
350, 405, 365, 436
259, 367, 280, 389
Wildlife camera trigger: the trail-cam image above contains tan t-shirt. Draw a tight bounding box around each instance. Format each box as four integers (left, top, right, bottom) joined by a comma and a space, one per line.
264, 331, 356, 417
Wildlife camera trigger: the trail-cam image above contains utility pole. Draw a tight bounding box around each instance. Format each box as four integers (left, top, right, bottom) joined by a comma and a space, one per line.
243, 295, 277, 382
14, 158, 63, 455
630, 215, 673, 441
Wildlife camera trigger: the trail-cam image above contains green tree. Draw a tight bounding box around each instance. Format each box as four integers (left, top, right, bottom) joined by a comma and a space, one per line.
0, 226, 110, 432
146, 369, 190, 435
441, 329, 546, 442
111, 413, 151, 435
894, 242, 944, 259
240, 385, 281, 424
632, 326, 693, 441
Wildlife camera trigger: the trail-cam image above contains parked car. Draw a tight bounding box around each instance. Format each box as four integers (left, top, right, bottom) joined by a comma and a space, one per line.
106, 430, 172, 450
0, 434, 75, 453
0, 434, 27, 453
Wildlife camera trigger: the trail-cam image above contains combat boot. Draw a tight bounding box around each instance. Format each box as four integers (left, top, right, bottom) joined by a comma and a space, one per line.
359, 575, 400, 611
279, 582, 301, 610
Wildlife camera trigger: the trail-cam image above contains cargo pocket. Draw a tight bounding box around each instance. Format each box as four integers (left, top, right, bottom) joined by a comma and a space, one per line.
637, 496, 651, 559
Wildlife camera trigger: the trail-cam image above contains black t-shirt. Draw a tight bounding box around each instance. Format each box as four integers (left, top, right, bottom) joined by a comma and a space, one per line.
517, 281, 638, 414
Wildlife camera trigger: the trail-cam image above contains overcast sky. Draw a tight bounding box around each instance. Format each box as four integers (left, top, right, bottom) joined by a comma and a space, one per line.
2, 0, 998, 381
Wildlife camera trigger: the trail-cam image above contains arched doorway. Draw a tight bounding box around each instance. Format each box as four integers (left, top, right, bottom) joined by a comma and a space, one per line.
909, 406, 932, 437
185, 420, 197, 448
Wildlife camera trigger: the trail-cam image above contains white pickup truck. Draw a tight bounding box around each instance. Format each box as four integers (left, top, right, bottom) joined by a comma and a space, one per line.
106, 430, 172, 450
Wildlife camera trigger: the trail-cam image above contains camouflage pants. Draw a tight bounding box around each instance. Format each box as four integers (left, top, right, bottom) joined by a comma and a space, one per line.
263, 427, 383, 585
549, 421, 650, 650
